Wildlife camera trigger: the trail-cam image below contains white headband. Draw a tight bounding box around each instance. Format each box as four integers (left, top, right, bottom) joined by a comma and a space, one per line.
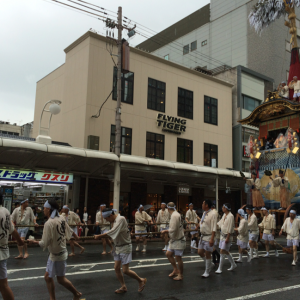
44, 201, 59, 219
161, 202, 166, 205
102, 210, 113, 218
238, 209, 245, 217
63, 205, 69, 211
100, 204, 106, 207
223, 204, 231, 211
167, 204, 176, 210
189, 203, 193, 207
261, 207, 268, 212
139, 205, 143, 210
290, 210, 296, 215
21, 199, 28, 204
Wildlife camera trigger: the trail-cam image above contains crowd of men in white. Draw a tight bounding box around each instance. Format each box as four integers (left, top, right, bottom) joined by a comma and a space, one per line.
0, 197, 299, 299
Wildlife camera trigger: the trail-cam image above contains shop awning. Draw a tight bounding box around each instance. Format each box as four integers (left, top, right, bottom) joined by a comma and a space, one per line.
0, 138, 249, 189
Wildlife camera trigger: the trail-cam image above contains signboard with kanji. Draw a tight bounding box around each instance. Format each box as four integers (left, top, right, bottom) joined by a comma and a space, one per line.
0, 169, 73, 184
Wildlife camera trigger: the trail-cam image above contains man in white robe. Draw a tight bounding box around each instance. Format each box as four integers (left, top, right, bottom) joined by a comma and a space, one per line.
279, 210, 300, 265
162, 202, 186, 281
11, 199, 38, 259
185, 203, 200, 250
156, 202, 170, 251
30, 200, 82, 300
96, 204, 113, 254
95, 209, 147, 294
246, 205, 259, 259
0, 195, 24, 300
215, 203, 237, 274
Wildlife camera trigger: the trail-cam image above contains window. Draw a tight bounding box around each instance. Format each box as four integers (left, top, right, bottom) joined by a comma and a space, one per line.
242, 160, 250, 172
178, 88, 193, 119
110, 125, 132, 155
242, 128, 259, 143
177, 138, 193, 164
243, 95, 260, 111
147, 78, 166, 112
183, 44, 189, 55
191, 41, 197, 51
204, 96, 218, 125
146, 132, 164, 160
204, 143, 218, 167
201, 40, 207, 46
164, 54, 169, 60
112, 67, 134, 104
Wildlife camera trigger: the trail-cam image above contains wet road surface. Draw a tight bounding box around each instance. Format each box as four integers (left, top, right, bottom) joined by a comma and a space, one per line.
6, 241, 300, 300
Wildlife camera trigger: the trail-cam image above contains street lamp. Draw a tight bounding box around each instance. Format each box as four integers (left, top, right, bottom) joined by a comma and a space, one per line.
36, 100, 62, 145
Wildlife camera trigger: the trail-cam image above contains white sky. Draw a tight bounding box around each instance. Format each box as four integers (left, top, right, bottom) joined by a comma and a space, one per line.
0, 0, 210, 126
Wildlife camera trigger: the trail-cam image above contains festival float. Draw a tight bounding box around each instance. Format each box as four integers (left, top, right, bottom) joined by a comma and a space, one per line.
239, 0, 300, 228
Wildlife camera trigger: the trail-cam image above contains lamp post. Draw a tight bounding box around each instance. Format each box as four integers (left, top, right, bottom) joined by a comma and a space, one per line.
36, 100, 62, 145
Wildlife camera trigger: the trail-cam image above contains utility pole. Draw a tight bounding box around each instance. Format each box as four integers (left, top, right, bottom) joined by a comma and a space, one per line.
113, 6, 122, 211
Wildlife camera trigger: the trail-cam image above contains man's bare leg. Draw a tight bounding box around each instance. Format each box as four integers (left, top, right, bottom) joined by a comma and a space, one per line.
293, 246, 298, 262
57, 276, 82, 300
136, 237, 140, 251
107, 239, 113, 253
0, 278, 14, 300
44, 273, 56, 300
174, 256, 183, 280
166, 251, 179, 277
122, 264, 146, 290
23, 242, 29, 259
69, 241, 75, 256
102, 239, 107, 255
114, 261, 127, 291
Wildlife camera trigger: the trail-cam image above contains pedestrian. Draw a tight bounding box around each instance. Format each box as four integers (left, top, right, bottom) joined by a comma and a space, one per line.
197, 199, 217, 278
11, 199, 38, 259
162, 202, 186, 281
96, 204, 113, 255
185, 203, 200, 251
94, 208, 147, 294
234, 209, 251, 263
215, 203, 237, 274
211, 205, 221, 265
258, 207, 279, 258
156, 203, 170, 251
134, 205, 152, 253
82, 207, 89, 237
246, 205, 259, 259
29, 199, 82, 300
61, 206, 85, 256
279, 210, 300, 265
0, 193, 24, 300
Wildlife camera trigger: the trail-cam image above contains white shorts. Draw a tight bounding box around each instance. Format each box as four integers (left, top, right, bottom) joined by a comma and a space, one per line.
214, 239, 220, 247
101, 229, 109, 234
249, 233, 259, 242
0, 260, 7, 280
262, 233, 274, 241
198, 240, 214, 252
71, 227, 78, 235
293, 92, 300, 98
46, 258, 67, 278
237, 239, 248, 249
167, 248, 184, 257
17, 227, 29, 238
287, 239, 299, 247
160, 227, 169, 232
135, 230, 147, 238
190, 226, 198, 235
219, 240, 231, 252
114, 252, 132, 265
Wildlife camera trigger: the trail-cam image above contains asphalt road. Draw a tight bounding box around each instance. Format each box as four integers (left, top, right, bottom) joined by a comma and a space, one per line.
6, 240, 300, 300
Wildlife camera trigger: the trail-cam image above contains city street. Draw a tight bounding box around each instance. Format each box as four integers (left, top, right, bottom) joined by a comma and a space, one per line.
6, 241, 300, 300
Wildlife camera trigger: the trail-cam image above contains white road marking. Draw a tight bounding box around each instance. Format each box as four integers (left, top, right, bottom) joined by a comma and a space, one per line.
9, 251, 286, 282
226, 285, 300, 299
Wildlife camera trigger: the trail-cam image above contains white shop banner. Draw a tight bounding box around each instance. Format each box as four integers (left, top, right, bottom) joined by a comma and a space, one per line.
0, 169, 73, 184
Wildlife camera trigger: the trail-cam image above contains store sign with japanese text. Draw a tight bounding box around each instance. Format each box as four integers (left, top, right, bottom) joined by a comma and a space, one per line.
0, 169, 73, 184
178, 186, 191, 196
157, 114, 186, 135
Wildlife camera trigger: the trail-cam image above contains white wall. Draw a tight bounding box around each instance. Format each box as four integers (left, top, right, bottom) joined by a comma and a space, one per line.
241, 72, 264, 101
210, 0, 249, 21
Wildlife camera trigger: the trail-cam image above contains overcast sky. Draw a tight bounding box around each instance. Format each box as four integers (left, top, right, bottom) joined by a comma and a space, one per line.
1, 0, 210, 126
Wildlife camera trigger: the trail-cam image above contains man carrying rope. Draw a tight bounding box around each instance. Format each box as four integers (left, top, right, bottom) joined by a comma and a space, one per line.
156, 202, 170, 251
279, 210, 300, 265
96, 204, 113, 255
162, 202, 186, 281
94, 208, 147, 294
29, 199, 82, 300
0, 193, 24, 300
215, 203, 236, 274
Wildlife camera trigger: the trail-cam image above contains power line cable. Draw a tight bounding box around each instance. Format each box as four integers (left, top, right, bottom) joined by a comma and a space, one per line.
74, 0, 118, 15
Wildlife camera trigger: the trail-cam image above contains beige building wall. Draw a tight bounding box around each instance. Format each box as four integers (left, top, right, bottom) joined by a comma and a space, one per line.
33, 32, 233, 169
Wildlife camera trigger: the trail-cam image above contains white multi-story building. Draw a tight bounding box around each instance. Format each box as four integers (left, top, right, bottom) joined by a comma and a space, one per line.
0, 121, 33, 138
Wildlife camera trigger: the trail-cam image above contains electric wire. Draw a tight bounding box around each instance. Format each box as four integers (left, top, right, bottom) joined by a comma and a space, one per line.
73, 0, 118, 15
